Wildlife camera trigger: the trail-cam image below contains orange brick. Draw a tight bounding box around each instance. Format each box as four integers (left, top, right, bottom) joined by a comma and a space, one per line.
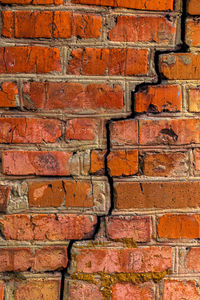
143, 152, 189, 177
114, 181, 200, 209
0, 82, 18, 107
109, 16, 176, 44
194, 149, 200, 171
73, 13, 102, 38
160, 52, 200, 79
68, 48, 148, 76
107, 150, 138, 176
90, 150, 106, 175
0, 0, 62, 4
72, 0, 174, 11
135, 85, 182, 113
15, 279, 61, 300
64, 181, 93, 208
1, 11, 14, 37
188, 87, 200, 112
187, 0, 200, 15
0, 47, 61, 74
186, 18, 200, 47
157, 214, 200, 239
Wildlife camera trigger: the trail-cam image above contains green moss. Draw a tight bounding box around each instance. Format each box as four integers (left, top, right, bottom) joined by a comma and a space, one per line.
72, 269, 171, 300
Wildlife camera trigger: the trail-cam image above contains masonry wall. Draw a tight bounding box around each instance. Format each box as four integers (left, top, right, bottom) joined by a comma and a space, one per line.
0, 0, 200, 299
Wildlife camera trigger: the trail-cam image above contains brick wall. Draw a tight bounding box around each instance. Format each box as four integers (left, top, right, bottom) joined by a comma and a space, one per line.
0, 0, 200, 299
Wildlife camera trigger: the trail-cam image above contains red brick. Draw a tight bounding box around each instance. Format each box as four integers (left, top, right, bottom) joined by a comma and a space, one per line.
90, 150, 106, 175
72, 0, 174, 11
0, 245, 65, 274
135, 85, 182, 113
163, 280, 200, 300
0, 47, 61, 74
64, 181, 93, 208
185, 248, 200, 273
0, 82, 18, 107
34, 247, 68, 271
0, 186, 10, 212
106, 216, 151, 242
194, 149, 200, 171
74, 246, 172, 273
67, 48, 148, 76
22, 82, 123, 111
0, 118, 61, 143
107, 150, 138, 176
112, 283, 155, 300
67, 281, 103, 300
2, 11, 102, 39
0, 214, 97, 240
160, 53, 200, 79
15, 279, 61, 300
187, 0, 200, 15
110, 119, 138, 147
143, 152, 189, 177
109, 16, 176, 44
114, 181, 200, 209
139, 118, 200, 145
186, 18, 200, 47
188, 87, 200, 112
2, 151, 72, 176
157, 214, 200, 239
65, 118, 97, 141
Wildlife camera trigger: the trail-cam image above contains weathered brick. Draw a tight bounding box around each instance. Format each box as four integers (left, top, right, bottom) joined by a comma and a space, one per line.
114, 181, 200, 209
106, 216, 151, 242
0, 118, 61, 143
188, 87, 200, 112
109, 16, 176, 44
0, 47, 61, 73
65, 118, 97, 141
0, 82, 18, 107
110, 119, 138, 147
2, 151, 72, 176
73, 246, 172, 273
135, 85, 182, 113
0, 214, 97, 240
28, 181, 65, 207
22, 82, 123, 111
66, 281, 103, 300
0, 282, 3, 300
67, 48, 148, 76
194, 149, 200, 171
107, 150, 138, 176
0, 0, 62, 4
187, 0, 200, 15
112, 283, 155, 300
64, 181, 93, 208
0, 186, 10, 212
160, 53, 200, 79
0, 247, 67, 272
72, 0, 174, 11
184, 248, 200, 273
15, 279, 61, 300
90, 150, 106, 175
186, 18, 200, 47
139, 119, 200, 145
163, 280, 200, 300
157, 214, 200, 239
143, 152, 189, 177
2, 11, 102, 39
